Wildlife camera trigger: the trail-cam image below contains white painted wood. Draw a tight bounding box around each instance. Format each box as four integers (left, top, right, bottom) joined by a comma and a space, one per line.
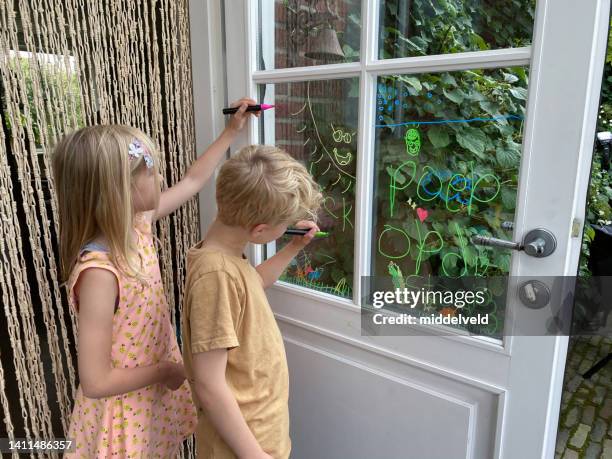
365, 47, 531, 75
269, 286, 510, 388
261, 79, 278, 259
284, 338, 481, 459
260, 1, 277, 259
216, 1, 611, 458
500, 0, 610, 457
352, 0, 378, 304
251, 48, 531, 84
253, 62, 362, 83
188, 0, 227, 235
279, 320, 505, 459
224, 0, 254, 150
259, 0, 275, 71
224, 0, 265, 265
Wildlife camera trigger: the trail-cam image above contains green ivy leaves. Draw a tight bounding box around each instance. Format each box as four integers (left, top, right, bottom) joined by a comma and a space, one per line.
427, 126, 451, 148
456, 127, 488, 158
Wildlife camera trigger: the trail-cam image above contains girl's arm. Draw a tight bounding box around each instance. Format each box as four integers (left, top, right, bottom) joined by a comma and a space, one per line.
255, 221, 319, 288
192, 349, 273, 459
154, 97, 259, 222
76, 267, 180, 398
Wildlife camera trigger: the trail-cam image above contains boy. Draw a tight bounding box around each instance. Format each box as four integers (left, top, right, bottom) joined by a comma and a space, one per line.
182, 145, 323, 459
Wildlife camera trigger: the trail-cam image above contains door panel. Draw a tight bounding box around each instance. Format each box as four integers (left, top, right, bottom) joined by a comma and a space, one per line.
286, 341, 476, 459
279, 320, 504, 458
222, 0, 611, 457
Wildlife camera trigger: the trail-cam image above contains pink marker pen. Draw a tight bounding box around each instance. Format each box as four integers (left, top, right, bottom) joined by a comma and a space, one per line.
222, 104, 275, 115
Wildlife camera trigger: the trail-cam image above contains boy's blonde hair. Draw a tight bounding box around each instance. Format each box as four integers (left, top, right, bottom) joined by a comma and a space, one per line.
216, 145, 322, 228
52, 124, 161, 284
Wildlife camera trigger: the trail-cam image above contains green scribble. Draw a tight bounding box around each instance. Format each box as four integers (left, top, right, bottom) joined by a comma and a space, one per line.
334, 278, 348, 295
331, 124, 355, 144
342, 197, 353, 231
416, 165, 442, 202
470, 172, 501, 209
378, 219, 443, 276
333, 147, 353, 166
413, 220, 444, 275
389, 160, 417, 217
440, 222, 490, 277
280, 273, 352, 298
323, 196, 338, 219
378, 224, 411, 259
388, 261, 406, 289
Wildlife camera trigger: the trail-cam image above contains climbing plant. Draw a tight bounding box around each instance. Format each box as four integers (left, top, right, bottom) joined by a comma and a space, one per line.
580, 17, 612, 277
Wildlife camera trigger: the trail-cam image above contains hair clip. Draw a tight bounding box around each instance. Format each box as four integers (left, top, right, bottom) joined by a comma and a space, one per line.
128, 139, 154, 169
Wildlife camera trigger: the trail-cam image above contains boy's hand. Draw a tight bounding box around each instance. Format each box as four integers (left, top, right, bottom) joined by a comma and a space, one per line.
160, 360, 187, 390
227, 97, 260, 134
289, 220, 320, 250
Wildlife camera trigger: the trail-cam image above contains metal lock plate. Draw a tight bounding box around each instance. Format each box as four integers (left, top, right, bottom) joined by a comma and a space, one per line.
519, 280, 551, 309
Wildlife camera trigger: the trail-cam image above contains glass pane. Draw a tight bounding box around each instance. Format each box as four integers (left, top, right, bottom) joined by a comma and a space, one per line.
372, 67, 529, 338
257, 0, 362, 70
258, 79, 359, 298
379, 0, 536, 59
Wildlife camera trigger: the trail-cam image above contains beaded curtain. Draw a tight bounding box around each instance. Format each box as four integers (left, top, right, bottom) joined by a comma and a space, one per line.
0, 1, 199, 457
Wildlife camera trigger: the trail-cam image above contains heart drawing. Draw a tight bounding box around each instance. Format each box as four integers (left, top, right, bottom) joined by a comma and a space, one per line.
416, 207, 428, 222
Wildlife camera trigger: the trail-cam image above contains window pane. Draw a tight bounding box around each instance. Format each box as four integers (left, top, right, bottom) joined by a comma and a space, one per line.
257, 0, 361, 70
379, 0, 536, 59
258, 79, 359, 298
372, 67, 528, 338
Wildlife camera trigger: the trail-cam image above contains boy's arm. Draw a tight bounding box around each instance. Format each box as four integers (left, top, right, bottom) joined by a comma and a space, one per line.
192, 349, 272, 459
255, 221, 319, 288
154, 97, 259, 222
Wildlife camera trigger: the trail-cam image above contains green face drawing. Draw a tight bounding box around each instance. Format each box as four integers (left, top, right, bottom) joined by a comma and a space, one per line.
404, 128, 421, 156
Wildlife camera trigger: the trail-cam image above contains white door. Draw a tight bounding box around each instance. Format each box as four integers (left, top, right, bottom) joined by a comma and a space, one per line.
220, 1, 610, 458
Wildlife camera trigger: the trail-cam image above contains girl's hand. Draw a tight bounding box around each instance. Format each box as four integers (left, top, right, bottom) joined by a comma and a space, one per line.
289, 220, 320, 250
160, 360, 187, 390
241, 451, 274, 459
227, 97, 260, 134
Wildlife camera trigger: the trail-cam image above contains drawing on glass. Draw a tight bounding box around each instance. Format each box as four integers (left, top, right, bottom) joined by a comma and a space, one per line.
260, 79, 359, 298
372, 68, 528, 337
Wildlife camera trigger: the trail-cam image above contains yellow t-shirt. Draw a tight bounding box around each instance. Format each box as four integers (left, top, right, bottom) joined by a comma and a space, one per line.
182, 243, 291, 459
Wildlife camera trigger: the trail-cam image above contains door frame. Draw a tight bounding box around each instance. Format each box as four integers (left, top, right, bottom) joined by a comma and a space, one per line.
188, 0, 229, 235
195, 1, 612, 457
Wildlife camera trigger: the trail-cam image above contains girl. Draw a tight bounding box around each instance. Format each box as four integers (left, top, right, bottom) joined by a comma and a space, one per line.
53, 99, 257, 457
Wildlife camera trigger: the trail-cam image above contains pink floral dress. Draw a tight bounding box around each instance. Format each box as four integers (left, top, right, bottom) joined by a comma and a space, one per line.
65, 212, 197, 458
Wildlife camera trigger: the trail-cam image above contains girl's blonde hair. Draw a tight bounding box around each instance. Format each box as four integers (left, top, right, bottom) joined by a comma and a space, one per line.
52, 125, 161, 284
216, 145, 323, 228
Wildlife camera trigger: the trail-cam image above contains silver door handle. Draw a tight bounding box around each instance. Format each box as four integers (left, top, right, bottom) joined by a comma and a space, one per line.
525, 237, 547, 256
471, 235, 521, 251
471, 228, 557, 258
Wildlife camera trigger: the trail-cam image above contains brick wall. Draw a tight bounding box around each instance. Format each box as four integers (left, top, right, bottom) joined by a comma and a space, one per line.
271, 0, 356, 69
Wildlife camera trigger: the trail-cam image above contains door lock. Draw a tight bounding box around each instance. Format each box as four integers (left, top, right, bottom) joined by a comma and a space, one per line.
471, 228, 557, 258
518, 280, 551, 308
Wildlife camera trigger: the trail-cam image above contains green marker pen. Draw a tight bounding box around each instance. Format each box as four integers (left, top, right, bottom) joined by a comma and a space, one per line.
284, 229, 329, 238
